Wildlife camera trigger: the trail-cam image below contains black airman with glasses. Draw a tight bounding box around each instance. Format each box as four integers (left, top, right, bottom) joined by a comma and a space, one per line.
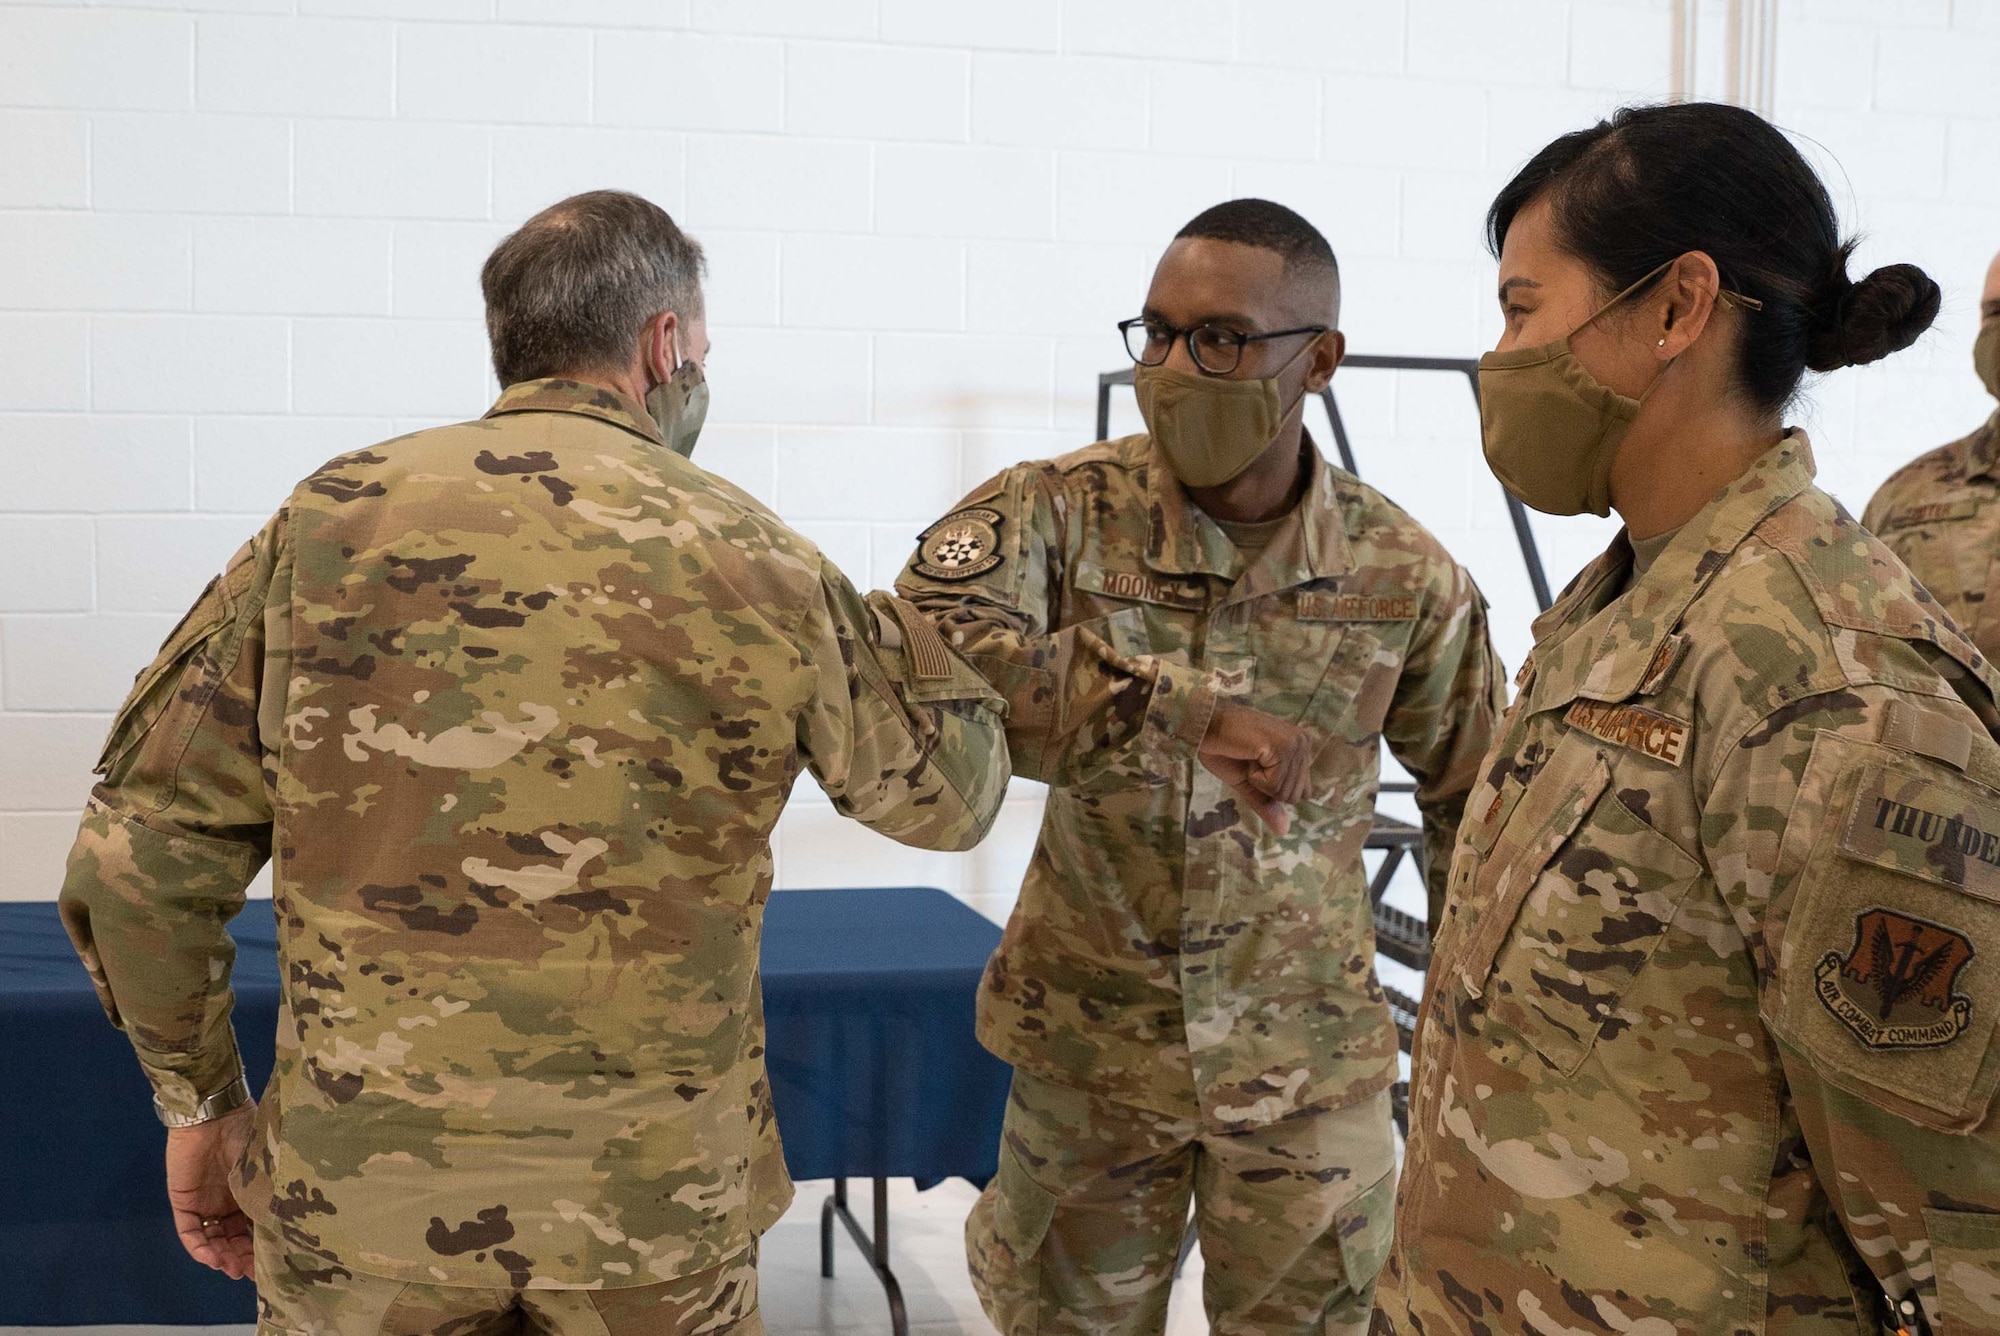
1118, 314, 1329, 376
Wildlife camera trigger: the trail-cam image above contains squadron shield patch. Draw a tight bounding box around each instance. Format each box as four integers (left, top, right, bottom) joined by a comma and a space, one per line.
1815, 907, 1975, 1049
915, 507, 1003, 582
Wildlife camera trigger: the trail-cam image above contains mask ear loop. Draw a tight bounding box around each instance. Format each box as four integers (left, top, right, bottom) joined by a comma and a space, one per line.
1552, 262, 1680, 447
1269, 331, 1330, 425
1653, 279, 1764, 367
1584, 260, 1763, 344
1568, 259, 1677, 343
1581, 261, 1763, 392
649, 318, 688, 397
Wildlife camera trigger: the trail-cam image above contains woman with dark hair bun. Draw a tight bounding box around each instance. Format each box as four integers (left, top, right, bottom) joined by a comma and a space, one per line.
1378, 101, 2000, 1335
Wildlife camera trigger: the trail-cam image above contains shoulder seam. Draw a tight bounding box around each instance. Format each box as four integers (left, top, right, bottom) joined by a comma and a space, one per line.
1050, 437, 1144, 474
1873, 435, 1982, 496
1329, 473, 1456, 569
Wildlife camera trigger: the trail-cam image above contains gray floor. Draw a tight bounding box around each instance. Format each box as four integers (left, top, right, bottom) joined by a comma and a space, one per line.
0, 1178, 1211, 1336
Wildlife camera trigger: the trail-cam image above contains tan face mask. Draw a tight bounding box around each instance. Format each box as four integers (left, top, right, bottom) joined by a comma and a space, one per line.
1135, 339, 1317, 489
643, 330, 708, 460
1974, 316, 2000, 401
1476, 263, 1676, 518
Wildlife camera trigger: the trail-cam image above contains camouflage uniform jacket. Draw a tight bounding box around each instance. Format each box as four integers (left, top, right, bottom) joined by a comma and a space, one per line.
1379, 435, 2000, 1335
58, 379, 1010, 1289
1863, 409, 2000, 666
898, 432, 1503, 1133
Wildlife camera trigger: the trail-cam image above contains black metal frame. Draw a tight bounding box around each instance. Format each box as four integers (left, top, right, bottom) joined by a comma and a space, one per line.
1094, 357, 1552, 611
821, 1177, 910, 1336
1384, 983, 1420, 1133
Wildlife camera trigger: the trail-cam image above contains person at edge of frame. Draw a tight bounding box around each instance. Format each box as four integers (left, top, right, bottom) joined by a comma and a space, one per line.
1863, 250, 2000, 668
1374, 101, 2000, 1336
56, 189, 1035, 1336
898, 198, 1507, 1336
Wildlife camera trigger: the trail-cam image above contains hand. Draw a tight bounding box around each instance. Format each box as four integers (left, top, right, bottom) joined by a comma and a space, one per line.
1198, 702, 1315, 837
166, 1101, 257, 1280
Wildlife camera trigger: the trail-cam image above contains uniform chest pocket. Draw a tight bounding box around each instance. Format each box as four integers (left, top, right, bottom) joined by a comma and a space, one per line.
1427, 773, 1525, 965
1065, 604, 1181, 792
1289, 617, 1420, 804
1292, 621, 1368, 726
1460, 742, 1703, 1076
1484, 787, 1703, 1075
1289, 593, 1421, 726
1065, 592, 1180, 666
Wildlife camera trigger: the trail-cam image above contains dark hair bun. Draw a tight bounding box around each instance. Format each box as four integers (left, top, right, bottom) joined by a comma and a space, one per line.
1805, 259, 1941, 372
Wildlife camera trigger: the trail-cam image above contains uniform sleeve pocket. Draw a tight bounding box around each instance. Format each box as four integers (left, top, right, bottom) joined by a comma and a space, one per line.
1924, 1207, 2000, 1333
1769, 733, 2000, 1132
865, 591, 1007, 709
1334, 1165, 1397, 1292
94, 574, 233, 780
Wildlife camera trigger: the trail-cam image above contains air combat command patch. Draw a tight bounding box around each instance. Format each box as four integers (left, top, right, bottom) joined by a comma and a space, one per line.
915, 507, 1004, 582
1816, 906, 1975, 1049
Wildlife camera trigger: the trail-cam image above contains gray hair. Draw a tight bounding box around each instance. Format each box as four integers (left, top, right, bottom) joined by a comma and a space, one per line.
480, 190, 706, 387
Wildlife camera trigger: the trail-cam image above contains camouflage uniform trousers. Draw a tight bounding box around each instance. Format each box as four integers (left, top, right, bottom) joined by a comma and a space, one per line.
255, 1220, 761, 1336
966, 1070, 1397, 1336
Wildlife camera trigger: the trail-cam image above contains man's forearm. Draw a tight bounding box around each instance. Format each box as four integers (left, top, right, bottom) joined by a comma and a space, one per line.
60, 799, 257, 1118
929, 606, 1215, 785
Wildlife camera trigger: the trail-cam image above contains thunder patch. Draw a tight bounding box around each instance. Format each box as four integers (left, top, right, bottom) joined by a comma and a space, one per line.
915, 507, 1003, 582
1815, 907, 1975, 1049
1839, 764, 2000, 901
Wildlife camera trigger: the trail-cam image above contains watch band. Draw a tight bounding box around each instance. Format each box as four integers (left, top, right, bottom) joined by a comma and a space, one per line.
153, 1074, 252, 1128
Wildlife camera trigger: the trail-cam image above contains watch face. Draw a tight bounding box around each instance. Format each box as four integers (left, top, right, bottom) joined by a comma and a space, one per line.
915, 508, 1004, 582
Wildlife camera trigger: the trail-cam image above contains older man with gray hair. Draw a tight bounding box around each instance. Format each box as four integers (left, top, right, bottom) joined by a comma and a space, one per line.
56, 190, 1013, 1333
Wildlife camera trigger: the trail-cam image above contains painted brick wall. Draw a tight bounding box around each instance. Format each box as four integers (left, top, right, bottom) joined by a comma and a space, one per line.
1, 0, 1995, 915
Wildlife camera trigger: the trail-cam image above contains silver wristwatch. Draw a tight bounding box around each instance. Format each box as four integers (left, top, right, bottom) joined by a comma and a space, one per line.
153, 1074, 252, 1128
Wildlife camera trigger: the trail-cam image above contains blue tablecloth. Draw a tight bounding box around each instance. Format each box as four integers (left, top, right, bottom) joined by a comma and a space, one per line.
0, 886, 1009, 1326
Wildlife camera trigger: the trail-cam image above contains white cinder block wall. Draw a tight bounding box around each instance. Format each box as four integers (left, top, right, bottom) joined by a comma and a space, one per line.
2, 0, 1997, 914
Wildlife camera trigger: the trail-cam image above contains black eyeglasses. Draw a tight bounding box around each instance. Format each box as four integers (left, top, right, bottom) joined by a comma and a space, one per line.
1119, 317, 1327, 376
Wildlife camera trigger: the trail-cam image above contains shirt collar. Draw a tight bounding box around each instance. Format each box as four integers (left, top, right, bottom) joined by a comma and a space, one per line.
1142, 429, 1355, 594
1525, 430, 1818, 712
483, 378, 663, 446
